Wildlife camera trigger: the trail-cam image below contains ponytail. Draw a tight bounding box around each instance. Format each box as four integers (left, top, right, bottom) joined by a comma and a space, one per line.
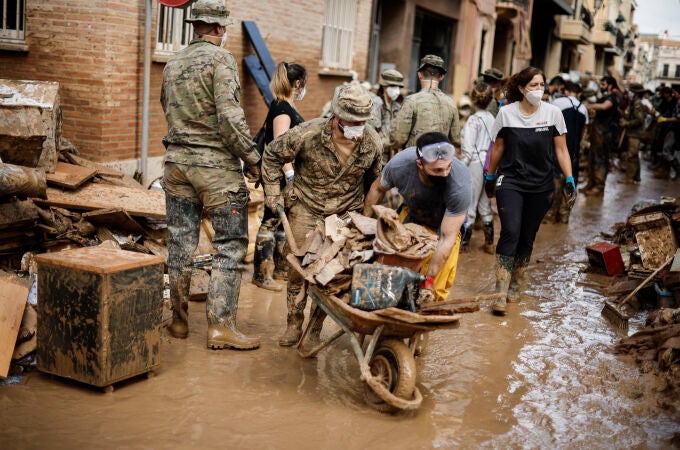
270, 62, 308, 102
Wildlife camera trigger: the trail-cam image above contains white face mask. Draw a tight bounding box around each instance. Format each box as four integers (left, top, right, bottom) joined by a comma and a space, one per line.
220, 32, 228, 48
296, 86, 306, 101
525, 89, 543, 106
339, 122, 365, 140
386, 86, 400, 101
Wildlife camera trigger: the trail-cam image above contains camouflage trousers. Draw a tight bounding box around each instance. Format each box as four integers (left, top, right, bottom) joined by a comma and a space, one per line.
163, 163, 249, 326
621, 136, 641, 182
587, 127, 610, 190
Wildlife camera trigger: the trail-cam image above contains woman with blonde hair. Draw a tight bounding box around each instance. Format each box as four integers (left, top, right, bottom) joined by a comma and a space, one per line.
460, 81, 496, 253
252, 62, 307, 291
484, 67, 575, 316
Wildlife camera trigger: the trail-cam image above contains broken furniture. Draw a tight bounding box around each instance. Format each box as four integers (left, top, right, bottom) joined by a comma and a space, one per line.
35, 247, 164, 391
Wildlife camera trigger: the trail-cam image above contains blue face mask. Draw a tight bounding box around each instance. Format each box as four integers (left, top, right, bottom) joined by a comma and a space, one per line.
498, 98, 507, 107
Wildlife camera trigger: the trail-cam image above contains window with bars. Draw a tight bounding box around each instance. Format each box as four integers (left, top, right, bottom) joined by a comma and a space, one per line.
0, 0, 25, 42
155, 4, 194, 56
320, 0, 357, 70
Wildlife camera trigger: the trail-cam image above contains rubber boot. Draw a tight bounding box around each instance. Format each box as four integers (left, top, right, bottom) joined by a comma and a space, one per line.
273, 229, 289, 281
206, 269, 260, 350
493, 254, 514, 316
279, 312, 304, 347
252, 230, 282, 292
483, 222, 495, 255
507, 254, 530, 303
460, 227, 472, 252
168, 269, 191, 338
299, 304, 325, 351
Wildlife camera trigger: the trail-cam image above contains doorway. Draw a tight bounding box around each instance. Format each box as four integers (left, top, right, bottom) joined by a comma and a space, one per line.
409, 7, 454, 93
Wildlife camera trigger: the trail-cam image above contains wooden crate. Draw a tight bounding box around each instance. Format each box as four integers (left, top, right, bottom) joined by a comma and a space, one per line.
35, 247, 164, 389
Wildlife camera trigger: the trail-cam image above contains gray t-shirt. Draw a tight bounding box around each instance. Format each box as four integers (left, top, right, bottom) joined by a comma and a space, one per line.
380, 147, 472, 230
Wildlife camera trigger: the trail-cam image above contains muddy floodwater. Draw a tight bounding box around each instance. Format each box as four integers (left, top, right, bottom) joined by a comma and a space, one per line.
1, 168, 679, 449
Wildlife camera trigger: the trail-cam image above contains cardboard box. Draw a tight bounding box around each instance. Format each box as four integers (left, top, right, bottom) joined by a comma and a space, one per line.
35, 247, 164, 388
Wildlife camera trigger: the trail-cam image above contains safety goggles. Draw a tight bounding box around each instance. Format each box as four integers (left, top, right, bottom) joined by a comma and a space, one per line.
416, 142, 455, 163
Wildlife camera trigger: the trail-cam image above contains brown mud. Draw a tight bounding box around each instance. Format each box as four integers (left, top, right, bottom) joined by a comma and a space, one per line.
1, 167, 679, 448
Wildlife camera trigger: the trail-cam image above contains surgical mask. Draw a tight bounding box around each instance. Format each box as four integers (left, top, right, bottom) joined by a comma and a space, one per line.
525, 89, 543, 106
338, 122, 365, 140
296, 86, 306, 101
220, 32, 228, 48
386, 86, 400, 101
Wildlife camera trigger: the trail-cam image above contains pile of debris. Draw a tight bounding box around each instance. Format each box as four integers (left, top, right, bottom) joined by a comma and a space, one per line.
588, 196, 680, 394
287, 205, 436, 302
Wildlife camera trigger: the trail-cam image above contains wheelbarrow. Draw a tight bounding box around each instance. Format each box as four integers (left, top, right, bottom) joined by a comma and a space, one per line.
297, 284, 460, 413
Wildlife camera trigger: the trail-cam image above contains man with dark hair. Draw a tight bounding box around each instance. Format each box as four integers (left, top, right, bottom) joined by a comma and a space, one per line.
161, 0, 262, 350
390, 55, 461, 150
584, 76, 620, 195
364, 132, 472, 304
548, 76, 566, 102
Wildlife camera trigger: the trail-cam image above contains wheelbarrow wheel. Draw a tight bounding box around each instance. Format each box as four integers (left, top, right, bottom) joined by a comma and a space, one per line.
364, 339, 416, 413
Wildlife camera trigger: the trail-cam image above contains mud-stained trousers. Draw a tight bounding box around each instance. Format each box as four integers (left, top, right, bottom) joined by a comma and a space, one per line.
163, 162, 249, 328
587, 126, 611, 191
622, 136, 641, 182
398, 206, 462, 302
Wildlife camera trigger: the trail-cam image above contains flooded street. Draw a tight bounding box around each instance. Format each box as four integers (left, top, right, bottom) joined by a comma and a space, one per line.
1, 167, 679, 449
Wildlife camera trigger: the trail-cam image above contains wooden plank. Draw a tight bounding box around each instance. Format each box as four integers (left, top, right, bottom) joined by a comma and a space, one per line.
0, 275, 28, 377
82, 208, 146, 234
45, 162, 97, 189
0, 199, 39, 231
35, 184, 166, 219
373, 307, 461, 324
419, 293, 507, 311
242, 21, 276, 79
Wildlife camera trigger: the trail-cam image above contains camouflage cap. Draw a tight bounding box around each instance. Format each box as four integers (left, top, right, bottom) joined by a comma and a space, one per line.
481, 67, 505, 82
185, 0, 231, 27
333, 84, 374, 122
418, 55, 447, 73
629, 82, 645, 93
379, 69, 405, 87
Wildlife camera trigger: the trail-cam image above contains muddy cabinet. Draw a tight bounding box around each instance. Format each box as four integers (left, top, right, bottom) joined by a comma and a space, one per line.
35, 247, 164, 389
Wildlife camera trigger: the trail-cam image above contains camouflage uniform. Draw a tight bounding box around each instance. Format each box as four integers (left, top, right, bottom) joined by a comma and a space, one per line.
621, 86, 646, 182
160, 4, 260, 347
390, 56, 460, 150
262, 85, 382, 345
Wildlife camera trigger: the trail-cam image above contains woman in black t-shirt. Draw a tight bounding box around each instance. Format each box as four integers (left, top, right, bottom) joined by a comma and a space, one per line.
253, 62, 307, 292
485, 67, 574, 316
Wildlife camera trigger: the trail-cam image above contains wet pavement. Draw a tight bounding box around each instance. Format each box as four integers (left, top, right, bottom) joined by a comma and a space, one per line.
1, 166, 679, 449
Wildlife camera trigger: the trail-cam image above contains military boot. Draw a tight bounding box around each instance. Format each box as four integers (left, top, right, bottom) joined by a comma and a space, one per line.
252, 230, 282, 292
299, 305, 325, 351
493, 254, 514, 316
483, 221, 495, 254
507, 254, 530, 303
279, 312, 304, 347
206, 269, 260, 350
273, 230, 289, 281
168, 268, 192, 338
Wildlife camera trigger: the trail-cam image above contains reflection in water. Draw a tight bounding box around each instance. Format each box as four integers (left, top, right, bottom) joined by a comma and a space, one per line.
0, 168, 678, 447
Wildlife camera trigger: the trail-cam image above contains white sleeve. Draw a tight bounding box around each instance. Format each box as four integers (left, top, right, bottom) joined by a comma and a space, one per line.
554, 107, 567, 135
460, 116, 478, 165
491, 109, 504, 140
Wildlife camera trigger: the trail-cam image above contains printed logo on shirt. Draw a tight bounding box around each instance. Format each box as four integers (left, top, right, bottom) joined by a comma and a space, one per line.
535, 127, 549, 132
536, 121, 548, 126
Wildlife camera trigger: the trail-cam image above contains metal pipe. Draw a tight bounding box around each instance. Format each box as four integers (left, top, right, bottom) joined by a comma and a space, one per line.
140, 0, 152, 187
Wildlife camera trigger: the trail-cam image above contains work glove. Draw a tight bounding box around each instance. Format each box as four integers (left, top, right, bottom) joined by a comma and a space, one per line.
284, 168, 295, 183
265, 195, 284, 213
245, 164, 261, 184
565, 176, 577, 209
484, 173, 497, 198
416, 275, 435, 307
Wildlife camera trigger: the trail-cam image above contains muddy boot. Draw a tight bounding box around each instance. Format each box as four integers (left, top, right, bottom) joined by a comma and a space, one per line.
279, 312, 304, 347
273, 230, 289, 281
507, 254, 530, 303
252, 230, 282, 292
300, 305, 325, 351
206, 269, 260, 350
493, 254, 514, 316
207, 319, 260, 350
168, 269, 192, 338
483, 222, 494, 254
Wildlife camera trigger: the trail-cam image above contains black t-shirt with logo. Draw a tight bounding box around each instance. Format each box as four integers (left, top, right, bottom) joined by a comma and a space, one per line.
491, 101, 567, 193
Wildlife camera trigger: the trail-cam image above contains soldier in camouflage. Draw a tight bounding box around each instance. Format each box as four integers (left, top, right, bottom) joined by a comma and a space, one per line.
262, 84, 382, 347
368, 69, 405, 163
390, 55, 461, 150
619, 83, 647, 183
160, 0, 261, 350
479, 67, 506, 117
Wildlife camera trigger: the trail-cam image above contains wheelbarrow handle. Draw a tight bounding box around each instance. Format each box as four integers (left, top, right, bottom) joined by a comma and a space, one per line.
277, 205, 304, 257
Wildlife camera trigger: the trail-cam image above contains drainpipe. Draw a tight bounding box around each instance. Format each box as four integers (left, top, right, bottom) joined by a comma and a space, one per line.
141, 0, 152, 187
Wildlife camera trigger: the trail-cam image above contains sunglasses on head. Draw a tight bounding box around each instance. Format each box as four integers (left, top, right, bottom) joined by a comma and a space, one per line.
416, 142, 455, 163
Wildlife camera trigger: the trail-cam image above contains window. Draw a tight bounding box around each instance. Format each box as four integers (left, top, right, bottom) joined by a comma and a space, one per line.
321, 0, 357, 70
675, 65, 680, 79
0, 0, 25, 42
662, 64, 669, 77
155, 4, 194, 58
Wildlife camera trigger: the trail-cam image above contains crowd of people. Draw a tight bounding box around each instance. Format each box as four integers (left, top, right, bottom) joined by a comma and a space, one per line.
159, 0, 679, 350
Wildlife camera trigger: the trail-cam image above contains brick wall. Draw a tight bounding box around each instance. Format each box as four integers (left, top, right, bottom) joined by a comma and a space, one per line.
0, 0, 373, 169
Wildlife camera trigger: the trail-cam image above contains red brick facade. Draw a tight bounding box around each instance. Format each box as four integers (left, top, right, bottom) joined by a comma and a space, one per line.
0, 0, 373, 174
